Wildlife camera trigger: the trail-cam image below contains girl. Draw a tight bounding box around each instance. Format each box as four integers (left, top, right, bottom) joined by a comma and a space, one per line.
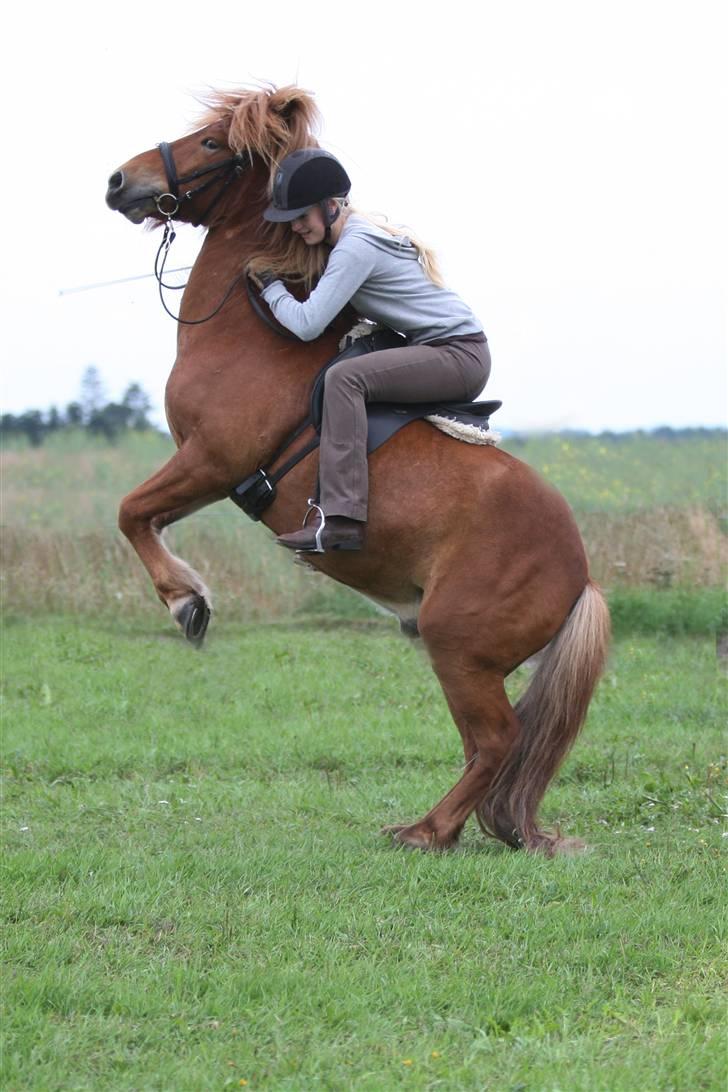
250, 148, 490, 553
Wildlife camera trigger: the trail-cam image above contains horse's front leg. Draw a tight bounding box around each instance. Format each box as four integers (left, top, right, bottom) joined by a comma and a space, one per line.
118, 442, 229, 645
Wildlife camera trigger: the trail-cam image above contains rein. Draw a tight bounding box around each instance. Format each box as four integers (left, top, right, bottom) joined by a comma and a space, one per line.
153, 221, 250, 326
152, 140, 300, 337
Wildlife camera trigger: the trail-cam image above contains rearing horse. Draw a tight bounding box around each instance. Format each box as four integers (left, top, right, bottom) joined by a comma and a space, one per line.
105, 85, 610, 855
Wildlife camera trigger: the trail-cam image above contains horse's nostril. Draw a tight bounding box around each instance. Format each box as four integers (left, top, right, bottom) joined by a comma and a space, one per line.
107, 170, 124, 192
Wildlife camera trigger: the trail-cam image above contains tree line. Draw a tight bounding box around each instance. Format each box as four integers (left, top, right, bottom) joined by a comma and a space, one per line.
3, 365, 724, 447
1, 367, 156, 445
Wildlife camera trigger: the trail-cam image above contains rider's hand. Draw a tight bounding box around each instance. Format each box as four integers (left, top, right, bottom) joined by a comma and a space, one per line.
247, 265, 278, 291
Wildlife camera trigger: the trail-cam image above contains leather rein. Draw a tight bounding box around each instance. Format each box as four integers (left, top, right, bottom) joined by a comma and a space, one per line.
153, 140, 297, 337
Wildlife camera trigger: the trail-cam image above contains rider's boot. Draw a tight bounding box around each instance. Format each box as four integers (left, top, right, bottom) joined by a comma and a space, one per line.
276, 510, 365, 553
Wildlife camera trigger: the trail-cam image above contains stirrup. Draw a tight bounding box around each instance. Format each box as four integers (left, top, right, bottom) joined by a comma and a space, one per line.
301, 499, 326, 554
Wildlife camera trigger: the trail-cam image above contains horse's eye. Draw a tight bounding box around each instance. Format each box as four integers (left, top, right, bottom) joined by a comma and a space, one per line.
203, 138, 219, 151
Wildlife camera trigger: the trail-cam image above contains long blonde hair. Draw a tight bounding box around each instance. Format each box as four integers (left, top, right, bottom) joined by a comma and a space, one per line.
347, 207, 446, 288
249, 203, 446, 291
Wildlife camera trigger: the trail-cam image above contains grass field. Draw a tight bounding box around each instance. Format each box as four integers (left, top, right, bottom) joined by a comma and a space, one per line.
2, 615, 726, 1091
1, 430, 726, 1089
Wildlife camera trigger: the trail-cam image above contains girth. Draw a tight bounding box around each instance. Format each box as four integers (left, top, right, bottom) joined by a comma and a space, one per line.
230, 328, 502, 521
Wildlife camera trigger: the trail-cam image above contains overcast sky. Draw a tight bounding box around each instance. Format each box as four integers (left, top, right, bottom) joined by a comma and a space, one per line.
2, 0, 726, 432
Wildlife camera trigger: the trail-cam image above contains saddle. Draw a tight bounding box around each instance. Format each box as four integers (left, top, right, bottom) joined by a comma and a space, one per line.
230, 327, 502, 521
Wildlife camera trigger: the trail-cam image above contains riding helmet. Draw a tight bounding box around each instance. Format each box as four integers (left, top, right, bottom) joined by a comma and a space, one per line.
263, 149, 351, 222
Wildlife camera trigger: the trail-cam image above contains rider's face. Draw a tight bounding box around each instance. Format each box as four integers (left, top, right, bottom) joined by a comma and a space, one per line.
290, 205, 327, 245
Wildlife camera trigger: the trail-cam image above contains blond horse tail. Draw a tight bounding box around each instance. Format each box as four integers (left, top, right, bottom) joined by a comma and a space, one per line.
478, 581, 611, 854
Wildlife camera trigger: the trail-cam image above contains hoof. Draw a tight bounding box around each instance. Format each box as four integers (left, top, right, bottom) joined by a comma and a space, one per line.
524, 832, 588, 857
381, 823, 454, 852
176, 596, 211, 648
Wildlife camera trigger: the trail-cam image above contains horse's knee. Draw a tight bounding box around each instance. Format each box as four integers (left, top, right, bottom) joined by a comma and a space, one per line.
118, 492, 141, 539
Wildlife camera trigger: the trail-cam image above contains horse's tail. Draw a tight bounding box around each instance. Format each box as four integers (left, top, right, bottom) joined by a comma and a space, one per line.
478, 580, 610, 853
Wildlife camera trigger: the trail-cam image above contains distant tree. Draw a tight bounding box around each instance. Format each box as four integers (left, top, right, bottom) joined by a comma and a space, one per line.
65, 401, 83, 427
80, 365, 106, 425
88, 403, 131, 442
46, 406, 62, 432
121, 382, 152, 430
18, 410, 45, 447
0, 413, 20, 439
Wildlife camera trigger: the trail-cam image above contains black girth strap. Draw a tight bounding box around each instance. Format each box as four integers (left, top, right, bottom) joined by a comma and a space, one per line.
229, 413, 319, 521
229, 334, 398, 520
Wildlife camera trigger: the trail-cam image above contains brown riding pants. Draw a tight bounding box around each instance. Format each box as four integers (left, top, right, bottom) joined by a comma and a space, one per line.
319, 335, 491, 521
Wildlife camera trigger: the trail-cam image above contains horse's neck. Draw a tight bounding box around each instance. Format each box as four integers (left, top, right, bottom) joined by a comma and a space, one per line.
172, 218, 341, 464
192, 217, 258, 277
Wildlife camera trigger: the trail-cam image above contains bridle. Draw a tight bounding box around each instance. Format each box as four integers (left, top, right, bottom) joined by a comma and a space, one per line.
155, 140, 251, 225
153, 139, 296, 336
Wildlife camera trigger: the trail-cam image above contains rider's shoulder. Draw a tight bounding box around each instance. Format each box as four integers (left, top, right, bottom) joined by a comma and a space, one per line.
339, 215, 381, 243
339, 215, 414, 256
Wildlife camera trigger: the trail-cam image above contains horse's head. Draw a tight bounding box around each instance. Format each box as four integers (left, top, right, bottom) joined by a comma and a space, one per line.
105, 120, 250, 226
105, 86, 321, 230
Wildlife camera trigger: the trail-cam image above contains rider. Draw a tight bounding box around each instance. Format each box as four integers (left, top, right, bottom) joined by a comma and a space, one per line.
251, 148, 490, 553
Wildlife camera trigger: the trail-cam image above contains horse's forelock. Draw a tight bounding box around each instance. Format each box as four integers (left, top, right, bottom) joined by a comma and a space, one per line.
195, 84, 320, 186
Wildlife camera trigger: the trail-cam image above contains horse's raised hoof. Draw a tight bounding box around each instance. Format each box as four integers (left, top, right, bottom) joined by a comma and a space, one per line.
176, 596, 211, 648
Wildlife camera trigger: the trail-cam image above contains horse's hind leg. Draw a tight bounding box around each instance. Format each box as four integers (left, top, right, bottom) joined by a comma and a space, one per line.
385, 642, 520, 850
381, 575, 534, 850
118, 443, 228, 645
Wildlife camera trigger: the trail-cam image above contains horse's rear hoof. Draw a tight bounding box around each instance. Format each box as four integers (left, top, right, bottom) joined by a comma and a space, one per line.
381, 822, 454, 851
177, 596, 211, 648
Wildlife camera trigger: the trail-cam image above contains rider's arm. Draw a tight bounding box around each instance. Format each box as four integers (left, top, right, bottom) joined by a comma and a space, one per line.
261, 234, 378, 341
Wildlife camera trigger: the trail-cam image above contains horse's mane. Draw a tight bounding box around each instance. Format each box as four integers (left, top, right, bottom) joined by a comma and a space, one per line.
195, 84, 328, 286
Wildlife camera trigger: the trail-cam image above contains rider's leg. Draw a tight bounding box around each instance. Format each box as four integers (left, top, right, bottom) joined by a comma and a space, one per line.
320, 338, 490, 520
276, 337, 490, 552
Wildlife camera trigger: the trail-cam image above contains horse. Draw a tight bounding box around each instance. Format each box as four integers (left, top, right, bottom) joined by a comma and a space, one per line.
105, 85, 610, 856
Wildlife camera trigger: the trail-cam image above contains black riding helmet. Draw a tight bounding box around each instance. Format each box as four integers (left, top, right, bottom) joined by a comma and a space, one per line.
263, 149, 351, 225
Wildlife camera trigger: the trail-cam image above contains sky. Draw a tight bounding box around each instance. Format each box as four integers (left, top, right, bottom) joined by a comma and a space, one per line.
2, 0, 726, 432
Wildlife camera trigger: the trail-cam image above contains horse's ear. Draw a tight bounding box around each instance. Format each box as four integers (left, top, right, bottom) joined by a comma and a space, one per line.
268, 86, 321, 144
269, 90, 297, 121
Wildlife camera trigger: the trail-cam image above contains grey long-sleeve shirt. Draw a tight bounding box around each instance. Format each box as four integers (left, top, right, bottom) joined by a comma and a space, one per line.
260, 215, 484, 344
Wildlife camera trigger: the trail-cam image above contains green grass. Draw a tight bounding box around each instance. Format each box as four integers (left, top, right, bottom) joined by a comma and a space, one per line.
607, 587, 726, 636
502, 431, 727, 514
2, 616, 726, 1090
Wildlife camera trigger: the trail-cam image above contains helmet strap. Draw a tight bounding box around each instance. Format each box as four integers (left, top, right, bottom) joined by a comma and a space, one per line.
321, 199, 341, 242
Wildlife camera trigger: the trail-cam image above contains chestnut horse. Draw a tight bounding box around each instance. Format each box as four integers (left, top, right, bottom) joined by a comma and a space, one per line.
105, 85, 610, 855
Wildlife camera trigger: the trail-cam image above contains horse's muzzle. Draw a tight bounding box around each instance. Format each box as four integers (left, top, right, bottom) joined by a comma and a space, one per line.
105, 168, 161, 222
